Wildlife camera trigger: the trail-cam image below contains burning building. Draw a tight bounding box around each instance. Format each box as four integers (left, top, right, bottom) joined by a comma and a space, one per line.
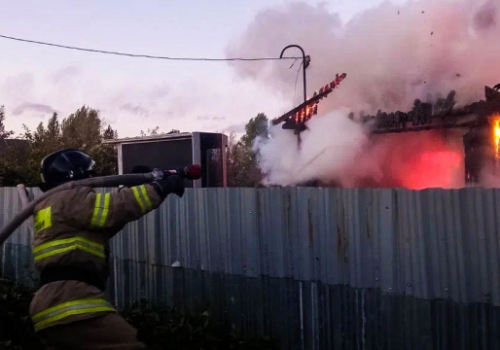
364, 86, 500, 187
268, 85, 500, 189
225, 0, 500, 190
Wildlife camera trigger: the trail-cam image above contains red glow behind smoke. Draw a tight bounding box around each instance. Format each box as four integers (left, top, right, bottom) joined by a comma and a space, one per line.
401, 151, 463, 189
348, 130, 465, 189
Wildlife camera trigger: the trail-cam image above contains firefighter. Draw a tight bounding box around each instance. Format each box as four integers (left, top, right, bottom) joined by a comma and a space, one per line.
29, 148, 185, 349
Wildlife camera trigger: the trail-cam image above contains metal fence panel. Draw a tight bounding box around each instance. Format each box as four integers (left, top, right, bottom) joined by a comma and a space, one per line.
1, 186, 500, 349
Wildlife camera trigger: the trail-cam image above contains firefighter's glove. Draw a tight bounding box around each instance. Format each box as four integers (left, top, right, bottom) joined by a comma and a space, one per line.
152, 174, 185, 199
151, 168, 164, 181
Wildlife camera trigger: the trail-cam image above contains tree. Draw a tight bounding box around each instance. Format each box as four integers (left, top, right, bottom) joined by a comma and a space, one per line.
103, 124, 118, 140
0, 105, 14, 139
20, 106, 119, 185
0, 106, 29, 186
226, 132, 247, 187
241, 113, 269, 180
226, 113, 269, 187
241, 113, 269, 150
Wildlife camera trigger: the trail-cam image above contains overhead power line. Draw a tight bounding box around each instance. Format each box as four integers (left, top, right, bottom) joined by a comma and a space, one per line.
0, 34, 301, 62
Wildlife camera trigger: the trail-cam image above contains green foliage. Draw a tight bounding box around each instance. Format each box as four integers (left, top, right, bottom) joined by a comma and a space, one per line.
0, 105, 120, 186
0, 279, 277, 350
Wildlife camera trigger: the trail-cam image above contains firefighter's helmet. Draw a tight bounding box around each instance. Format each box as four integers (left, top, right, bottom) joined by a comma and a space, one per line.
40, 148, 96, 191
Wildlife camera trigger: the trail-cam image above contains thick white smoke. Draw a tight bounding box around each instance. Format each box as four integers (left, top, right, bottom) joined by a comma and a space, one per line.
254, 108, 370, 186
226, 0, 500, 188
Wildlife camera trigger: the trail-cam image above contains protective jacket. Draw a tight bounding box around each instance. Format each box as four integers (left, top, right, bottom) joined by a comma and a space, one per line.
29, 183, 163, 333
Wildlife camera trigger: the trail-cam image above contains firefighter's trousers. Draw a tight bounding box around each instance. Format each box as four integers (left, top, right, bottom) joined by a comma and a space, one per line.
37, 312, 147, 350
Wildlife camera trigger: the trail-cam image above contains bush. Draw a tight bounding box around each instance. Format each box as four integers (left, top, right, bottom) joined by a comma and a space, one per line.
0, 278, 42, 349
0, 279, 277, 350
124, 299, 277, 350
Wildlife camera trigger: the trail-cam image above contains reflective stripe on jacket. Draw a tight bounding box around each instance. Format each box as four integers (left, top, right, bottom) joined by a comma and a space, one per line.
33, 236, 106, 262
32, 298, 115, 332
30, 184, 164, 332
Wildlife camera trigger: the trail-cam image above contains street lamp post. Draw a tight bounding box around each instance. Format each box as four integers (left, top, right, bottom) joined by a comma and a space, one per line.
279, 44, 311, 146
280, 44, 310, 103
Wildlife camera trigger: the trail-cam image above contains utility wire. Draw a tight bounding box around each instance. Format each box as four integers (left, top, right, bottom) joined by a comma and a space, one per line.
292, 60, 304, 107
0, 34, 301, 62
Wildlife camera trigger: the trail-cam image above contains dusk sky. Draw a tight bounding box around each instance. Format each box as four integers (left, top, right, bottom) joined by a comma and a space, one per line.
0, 0, 407, 138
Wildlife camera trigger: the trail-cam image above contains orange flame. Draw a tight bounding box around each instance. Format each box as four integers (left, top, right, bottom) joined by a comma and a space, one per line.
494, 116, 500, 158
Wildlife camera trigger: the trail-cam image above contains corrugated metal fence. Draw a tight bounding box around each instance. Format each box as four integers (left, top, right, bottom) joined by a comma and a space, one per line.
1, 186, 499, 349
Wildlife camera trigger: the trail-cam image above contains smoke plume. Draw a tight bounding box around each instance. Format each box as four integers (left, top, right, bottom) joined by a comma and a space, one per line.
226, 0, 500, 189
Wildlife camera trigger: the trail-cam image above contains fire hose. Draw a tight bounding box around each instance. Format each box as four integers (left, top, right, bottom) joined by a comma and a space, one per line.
0, 164, 202, 247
